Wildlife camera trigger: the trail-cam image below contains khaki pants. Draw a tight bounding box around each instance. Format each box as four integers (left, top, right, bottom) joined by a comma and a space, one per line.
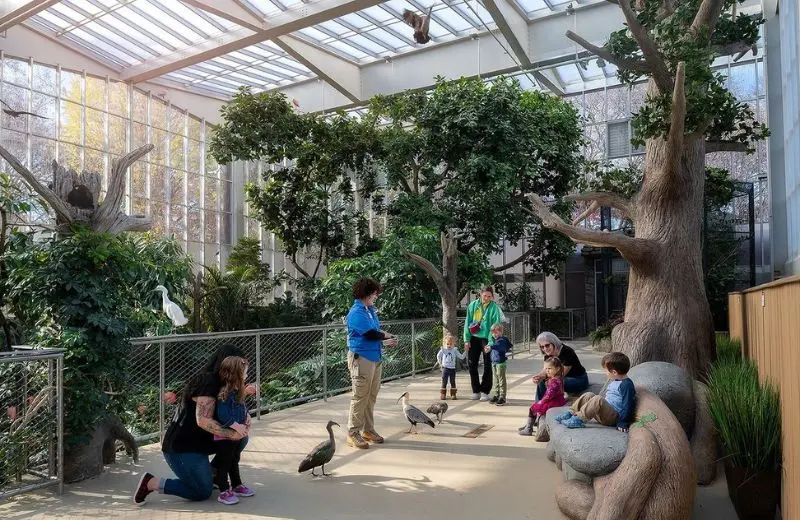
347, 351, 382, 433
492, 363, 507, 397
570, 392, 619, 426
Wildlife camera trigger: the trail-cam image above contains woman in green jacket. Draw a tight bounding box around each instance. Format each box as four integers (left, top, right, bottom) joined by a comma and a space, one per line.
463, 286, 504, 401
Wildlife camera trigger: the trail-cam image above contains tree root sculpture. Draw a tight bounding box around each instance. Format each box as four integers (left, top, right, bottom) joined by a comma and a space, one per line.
554, 391, 695, 520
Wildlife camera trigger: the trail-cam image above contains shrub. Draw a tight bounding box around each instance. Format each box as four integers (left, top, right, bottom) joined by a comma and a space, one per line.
715, 335, 741, 365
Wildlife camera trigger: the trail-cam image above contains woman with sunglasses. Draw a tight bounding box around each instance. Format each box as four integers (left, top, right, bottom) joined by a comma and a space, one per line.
531, 331, 589, 401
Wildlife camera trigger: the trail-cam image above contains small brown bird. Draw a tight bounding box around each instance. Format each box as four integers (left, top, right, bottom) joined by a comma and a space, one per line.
402, 6, 433, 45
1, 99, 49, 119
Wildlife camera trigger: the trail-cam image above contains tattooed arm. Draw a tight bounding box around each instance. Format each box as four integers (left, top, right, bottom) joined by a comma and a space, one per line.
194, 396, 243, 440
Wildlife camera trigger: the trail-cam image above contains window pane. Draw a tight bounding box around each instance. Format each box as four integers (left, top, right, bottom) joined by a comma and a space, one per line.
85, 148, 105, 176
86, 75, 106, 109
171, 204, 186, 239
169, 169, 185, 204
220, 213, 231, 245
133, 196, 147, 218
151, 200, 166, 235
1, 130, 27, 168
204, 242, 219, 268
31, 137, 56, 185
606, 87, 629, 120
169, 134, 185, 169
2, 84, 29, 133
109, 115, 127, 155
32, 63, 57, 95
151, 98, 166, 129
133, 89, 147, 122
60, 69, 82, 102
187, 241, 203, 265
221, 180, 231, 213
109, 81, 128, 116
151, 128, 166, 165
188, 139, 201, 174
188, 116, 201, 141
150, 165, 165, 201
60, 142, 82, 171
86, 108, 106, 150
59, 101, 83, 144
188, 208, 202, 241
4, 57, 29, 87
204, 210, 217, 243
204, 176, 218, 211
133, 121, 147, 148
31, 93, 57, 138
132, 163, 147, 199
206, 153, 220, 179
188, 172, 202, 206
169, 107, 186, 136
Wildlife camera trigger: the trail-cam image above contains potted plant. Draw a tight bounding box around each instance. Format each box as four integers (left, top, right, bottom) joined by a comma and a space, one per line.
708, 359, 781, 520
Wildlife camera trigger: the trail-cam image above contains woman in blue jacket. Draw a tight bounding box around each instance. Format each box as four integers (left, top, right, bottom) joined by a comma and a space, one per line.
345, 277, 397, 449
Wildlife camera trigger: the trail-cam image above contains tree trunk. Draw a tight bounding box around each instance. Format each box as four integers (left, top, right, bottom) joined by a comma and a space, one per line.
612, 81, 714, 377
441, 231, 459, 339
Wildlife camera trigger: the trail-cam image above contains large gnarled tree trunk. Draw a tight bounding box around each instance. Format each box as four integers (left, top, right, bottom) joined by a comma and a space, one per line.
527, 0, 747, 379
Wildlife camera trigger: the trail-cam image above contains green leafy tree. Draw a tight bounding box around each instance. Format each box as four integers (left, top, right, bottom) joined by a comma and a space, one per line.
4, 230, 192, 452
528, 0, 767, 377
210, 90, 374, 278
367, 77, 583, 337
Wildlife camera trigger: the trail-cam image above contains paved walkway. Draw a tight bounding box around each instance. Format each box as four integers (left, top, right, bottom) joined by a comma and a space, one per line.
0, 345, 736, 519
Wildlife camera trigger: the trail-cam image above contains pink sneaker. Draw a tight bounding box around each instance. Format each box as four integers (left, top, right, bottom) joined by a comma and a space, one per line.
232, 484, 255, 497
217, 489, 239, 505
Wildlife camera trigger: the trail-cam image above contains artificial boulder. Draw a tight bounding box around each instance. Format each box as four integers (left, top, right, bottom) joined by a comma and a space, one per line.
628, 361, 695, 437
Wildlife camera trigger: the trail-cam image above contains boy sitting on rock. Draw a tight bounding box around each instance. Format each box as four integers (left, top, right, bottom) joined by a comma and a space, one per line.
555, 352, 636, 432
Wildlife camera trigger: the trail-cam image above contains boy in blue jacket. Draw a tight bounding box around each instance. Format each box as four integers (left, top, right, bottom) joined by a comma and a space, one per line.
489, 323, 512, 406
558, 352, 636, 432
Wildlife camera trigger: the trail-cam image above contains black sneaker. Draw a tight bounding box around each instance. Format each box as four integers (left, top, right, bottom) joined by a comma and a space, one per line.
496, 397, 506, 406
489, 395, 498, 403
133, 472, 155, 506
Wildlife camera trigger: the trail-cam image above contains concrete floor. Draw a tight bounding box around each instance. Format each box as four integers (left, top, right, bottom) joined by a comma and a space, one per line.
0, 345, 737, 519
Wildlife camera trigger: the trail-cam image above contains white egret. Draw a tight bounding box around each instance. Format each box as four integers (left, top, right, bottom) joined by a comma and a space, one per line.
154, 285, 188, 329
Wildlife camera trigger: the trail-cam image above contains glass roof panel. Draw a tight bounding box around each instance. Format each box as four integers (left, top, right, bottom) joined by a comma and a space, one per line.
113, 7, 187, 48
243, 0, 304, 18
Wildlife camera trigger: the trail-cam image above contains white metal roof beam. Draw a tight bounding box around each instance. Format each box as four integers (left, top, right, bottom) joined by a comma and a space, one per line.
273, 35, 362, 103
483, 0, 563, 95
179, 0, 264, 32
121, 0, 385, 84
0, 0, 59, 31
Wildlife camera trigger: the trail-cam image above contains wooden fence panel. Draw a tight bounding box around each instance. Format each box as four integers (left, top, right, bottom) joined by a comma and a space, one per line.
728, 275, 800, 519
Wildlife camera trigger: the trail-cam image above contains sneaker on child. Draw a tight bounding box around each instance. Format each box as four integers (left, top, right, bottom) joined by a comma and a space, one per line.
479, 393, 490, 401
217, 489, 240, 505
232, 484, 255, 497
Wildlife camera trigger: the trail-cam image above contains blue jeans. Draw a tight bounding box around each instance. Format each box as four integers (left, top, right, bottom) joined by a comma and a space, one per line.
536, 373, 589, 401
162, 451, 213, 501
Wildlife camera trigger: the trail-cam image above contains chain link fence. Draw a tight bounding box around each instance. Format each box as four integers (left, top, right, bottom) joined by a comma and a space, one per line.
0, 349, 64, 500
126, 314, 531, 443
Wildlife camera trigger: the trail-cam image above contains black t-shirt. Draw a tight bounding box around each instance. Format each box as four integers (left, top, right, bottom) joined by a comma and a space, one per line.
162, 372, 220, 454
546, 345, 587, 378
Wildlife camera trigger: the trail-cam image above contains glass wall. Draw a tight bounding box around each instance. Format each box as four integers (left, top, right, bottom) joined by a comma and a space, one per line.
0, 53, 230, 268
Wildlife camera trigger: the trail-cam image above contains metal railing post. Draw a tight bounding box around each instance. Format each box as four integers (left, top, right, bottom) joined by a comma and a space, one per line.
57, 354, 64, 495
47, 358, 55, 479
510, 316, 515, 359
411, 322, 416, 378
158, 341, 165, 443
255, 334, 261, 419
322, 326, 328, 401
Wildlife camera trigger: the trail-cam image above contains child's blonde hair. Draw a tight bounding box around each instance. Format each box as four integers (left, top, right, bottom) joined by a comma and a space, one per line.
218, 356, 248, 403
491, 323, 503, 334
544, 356, 565, 385
444, 332, 455, 345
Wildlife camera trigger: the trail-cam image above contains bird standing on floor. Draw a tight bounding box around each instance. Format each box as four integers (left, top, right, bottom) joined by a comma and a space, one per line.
402, 6, 433, 44
298, 420, 339, 476
1, 99, 48, 119
397, 392, 435, 434
154, 285, 188, 328
427, 401, 448, 424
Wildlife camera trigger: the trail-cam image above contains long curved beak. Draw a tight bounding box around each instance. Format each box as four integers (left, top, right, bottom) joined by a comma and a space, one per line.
332, 421, 340, 428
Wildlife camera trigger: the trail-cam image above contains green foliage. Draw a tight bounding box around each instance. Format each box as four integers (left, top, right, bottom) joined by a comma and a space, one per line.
226, 236, 270, 281
708, 358, 781, 470
603, 0, 767, 151
4, 230, 192, 445
715, 334, 742, 364
317, 227, 492, 321
589, 314, 625, 346
495, 283, 539, 312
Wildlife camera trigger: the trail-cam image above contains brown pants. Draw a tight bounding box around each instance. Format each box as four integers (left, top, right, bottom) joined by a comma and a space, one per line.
347, 351, 382, 433
570, 392, 619, 426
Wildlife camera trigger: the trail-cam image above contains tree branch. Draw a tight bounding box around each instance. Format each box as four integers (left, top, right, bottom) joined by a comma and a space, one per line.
290, 254, 311, 279
525, 194, 658, 267
617, 0, 674, 92
0, 145, 73, 223
665, 62, 686, 179
564, 191, 633, 220
705, 140, 749, 153
566, 31, 650, 73
571, 201, 600, 226
402, 251, 456, 303
691, 0, 726, 36
713, 41, 756, 59
312, 248, 324, 279
94, 145, 154, 225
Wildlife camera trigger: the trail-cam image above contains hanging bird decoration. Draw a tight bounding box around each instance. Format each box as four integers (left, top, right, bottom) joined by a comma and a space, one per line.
397, 392, 435, 434
402, 6, 433, 44
298, 420, 339, 476
154, 285, 189, 329
1, 99, 49, 119
427, 401, 448, 424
